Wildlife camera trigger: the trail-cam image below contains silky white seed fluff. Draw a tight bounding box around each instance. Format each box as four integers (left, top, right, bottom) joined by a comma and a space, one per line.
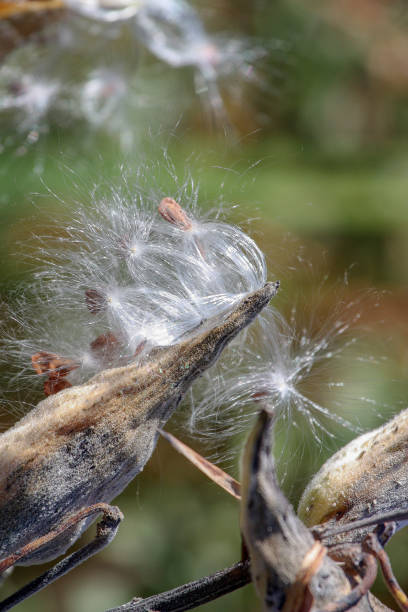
0, 66, 59, 134
0, 0, 272, 149
185, 275, 390, 464
0, 26, 148, 154
1, 173, 267, 402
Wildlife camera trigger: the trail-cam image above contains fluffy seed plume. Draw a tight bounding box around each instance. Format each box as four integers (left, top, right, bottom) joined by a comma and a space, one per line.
2, 182, 267, 412
187, 276, 384, 460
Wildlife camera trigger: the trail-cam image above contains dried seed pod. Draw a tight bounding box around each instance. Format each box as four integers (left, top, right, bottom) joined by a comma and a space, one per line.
5, 184, 267, 431
240, 409, 351, 610
0, 282, 278, 569
298, 408, 408, 546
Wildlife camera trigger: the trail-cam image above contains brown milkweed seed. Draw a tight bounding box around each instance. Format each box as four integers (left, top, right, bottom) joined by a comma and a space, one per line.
158, 197, 193, 231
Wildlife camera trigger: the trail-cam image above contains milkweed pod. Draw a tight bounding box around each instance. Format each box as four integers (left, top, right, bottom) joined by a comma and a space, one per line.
298, 408, 408, 543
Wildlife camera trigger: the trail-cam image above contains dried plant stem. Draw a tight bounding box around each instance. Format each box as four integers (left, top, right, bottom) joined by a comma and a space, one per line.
0, 505, 122, 612
364, 530, 408, 612
105, 560, 251, 612
315, 509, 408, 541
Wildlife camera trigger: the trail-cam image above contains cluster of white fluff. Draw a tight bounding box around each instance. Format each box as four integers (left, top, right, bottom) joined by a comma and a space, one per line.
1, 164, 386, 452
0, 21, 144, 154
67, 0, 267, 87
190, 307, 354, 441
3, 175, 266, 397
0, 69, 59, 132
184, 269, 388, 461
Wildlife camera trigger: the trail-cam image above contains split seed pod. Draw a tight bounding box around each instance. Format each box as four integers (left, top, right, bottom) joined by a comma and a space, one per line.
0, 282, 278, 567
298, 408, 408, 546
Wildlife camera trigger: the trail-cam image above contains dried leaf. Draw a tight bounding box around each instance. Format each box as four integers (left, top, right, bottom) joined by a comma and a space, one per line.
159, 429, 241, 499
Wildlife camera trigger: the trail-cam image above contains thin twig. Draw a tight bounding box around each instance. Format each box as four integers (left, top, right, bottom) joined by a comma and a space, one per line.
314, 508, 408, 540
364, 529, 408, 612
105, 560, 251, 612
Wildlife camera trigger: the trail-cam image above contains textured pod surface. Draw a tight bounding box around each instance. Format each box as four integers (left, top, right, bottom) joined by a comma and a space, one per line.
240, 410, 351, 611
0, 282, 278, 566
298, 408, 408, 545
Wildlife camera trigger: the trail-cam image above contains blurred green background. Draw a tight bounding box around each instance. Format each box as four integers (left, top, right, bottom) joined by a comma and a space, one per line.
1, 1, 408, 610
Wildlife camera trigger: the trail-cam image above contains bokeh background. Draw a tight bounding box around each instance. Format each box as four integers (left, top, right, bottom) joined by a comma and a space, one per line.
1, 1, 408, 610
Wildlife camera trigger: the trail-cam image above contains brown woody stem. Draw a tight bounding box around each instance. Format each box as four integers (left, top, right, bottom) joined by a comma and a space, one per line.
364, 528, 408, 612
105, 560, 251, 612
